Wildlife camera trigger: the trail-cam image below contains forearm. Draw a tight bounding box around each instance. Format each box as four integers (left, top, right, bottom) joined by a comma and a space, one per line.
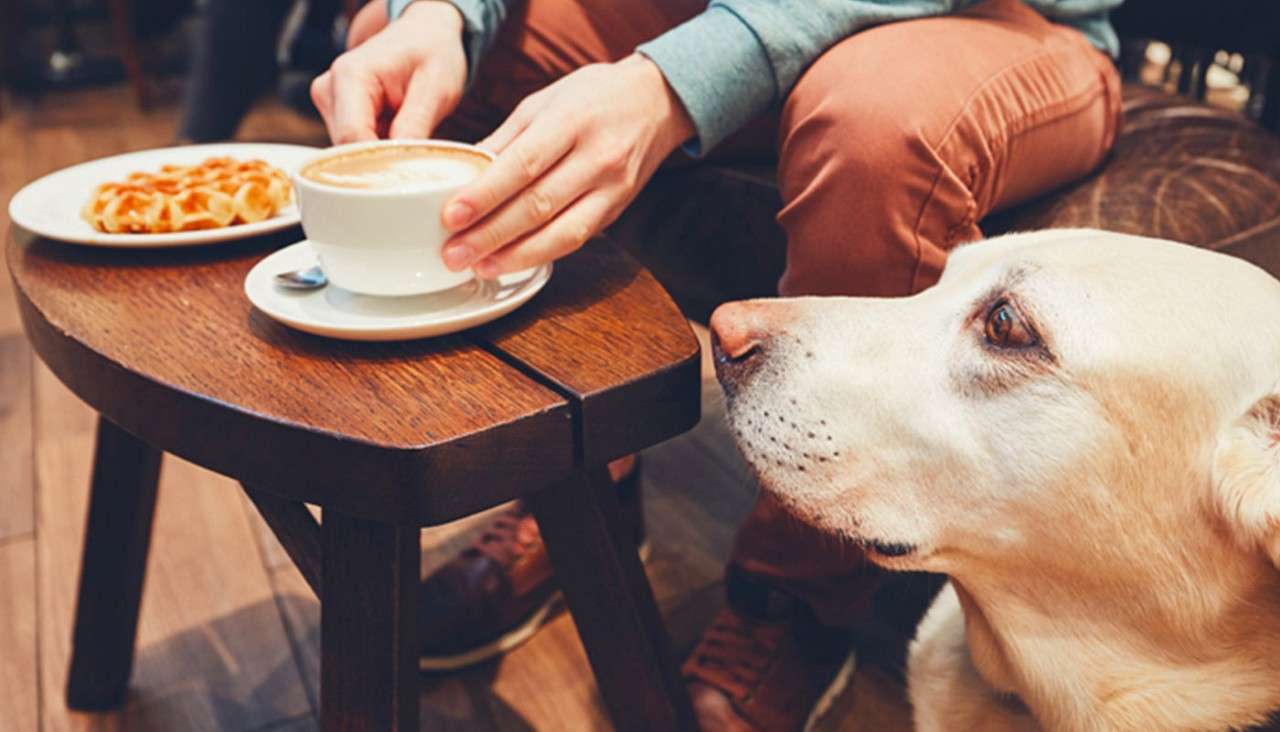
386, 0, 513, 87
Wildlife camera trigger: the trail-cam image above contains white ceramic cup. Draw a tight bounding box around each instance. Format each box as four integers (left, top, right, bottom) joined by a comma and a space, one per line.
293, 139, 493, 296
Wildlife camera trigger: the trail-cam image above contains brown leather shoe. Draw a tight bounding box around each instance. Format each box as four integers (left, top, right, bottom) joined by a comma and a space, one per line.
418, 466, 645, 671
684, 569, 856, 732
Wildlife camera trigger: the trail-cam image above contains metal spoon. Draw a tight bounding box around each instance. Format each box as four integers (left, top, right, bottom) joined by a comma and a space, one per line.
275, 265, 327, 290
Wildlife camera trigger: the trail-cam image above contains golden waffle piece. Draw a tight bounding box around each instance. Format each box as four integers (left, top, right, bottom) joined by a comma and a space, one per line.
81, 156, 293, 234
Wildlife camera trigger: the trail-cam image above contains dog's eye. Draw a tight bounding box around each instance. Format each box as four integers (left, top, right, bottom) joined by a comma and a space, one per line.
984, 300, 1037, 349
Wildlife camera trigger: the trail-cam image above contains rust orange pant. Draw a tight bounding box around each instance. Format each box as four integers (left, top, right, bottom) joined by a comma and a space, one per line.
448, 0, 1123, 624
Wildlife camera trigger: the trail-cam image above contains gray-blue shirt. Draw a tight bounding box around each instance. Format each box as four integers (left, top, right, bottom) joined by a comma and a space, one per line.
386, 0, 1122, 155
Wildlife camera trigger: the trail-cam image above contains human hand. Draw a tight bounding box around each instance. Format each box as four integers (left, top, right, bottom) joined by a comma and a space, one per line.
346, 1, 389, 49
311, 1, 467, 142
439, 54, 695, 278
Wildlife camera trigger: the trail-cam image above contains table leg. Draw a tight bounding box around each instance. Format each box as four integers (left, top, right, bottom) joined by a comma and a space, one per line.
320, 511, 419, 732
530, 467, 697, 732
243, 486, 322, 596
65, 416, 162, 709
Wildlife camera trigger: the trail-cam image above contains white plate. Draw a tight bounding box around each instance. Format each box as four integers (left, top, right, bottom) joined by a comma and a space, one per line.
244, 241, 553, 341
8, 142, 320, 248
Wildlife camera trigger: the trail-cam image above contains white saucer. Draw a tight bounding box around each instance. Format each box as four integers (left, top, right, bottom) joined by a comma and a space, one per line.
244, 241, 552, 341
8, 142, 318, 248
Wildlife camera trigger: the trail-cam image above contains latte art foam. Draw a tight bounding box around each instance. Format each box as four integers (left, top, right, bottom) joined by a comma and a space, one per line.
302, 145, 488, 190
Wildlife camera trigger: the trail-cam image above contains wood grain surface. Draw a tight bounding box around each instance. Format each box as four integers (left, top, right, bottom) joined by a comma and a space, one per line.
8, 223, 703, 525
8, 230, 575, 525
321, 513, 419, 732
475, 243, 701, 466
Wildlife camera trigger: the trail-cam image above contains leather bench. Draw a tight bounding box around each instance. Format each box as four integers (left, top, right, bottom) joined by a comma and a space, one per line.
612, 83, 1280, 320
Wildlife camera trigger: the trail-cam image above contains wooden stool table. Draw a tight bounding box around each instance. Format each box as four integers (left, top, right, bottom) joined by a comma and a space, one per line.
7, 226, 701, 731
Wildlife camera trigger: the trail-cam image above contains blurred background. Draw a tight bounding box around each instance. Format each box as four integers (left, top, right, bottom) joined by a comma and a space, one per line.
0, 0, 364, 148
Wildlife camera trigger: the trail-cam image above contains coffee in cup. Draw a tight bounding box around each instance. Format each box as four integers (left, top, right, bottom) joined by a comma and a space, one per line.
299, 144, 489, 190
293, 140, 493, 297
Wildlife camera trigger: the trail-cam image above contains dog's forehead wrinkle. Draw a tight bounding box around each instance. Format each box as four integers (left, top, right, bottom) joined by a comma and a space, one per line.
973, 261, 1042, 303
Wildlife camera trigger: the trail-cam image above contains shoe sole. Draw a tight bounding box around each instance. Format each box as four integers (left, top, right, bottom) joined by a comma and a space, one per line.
419, 541, 653, 673
802, 648, 858, 732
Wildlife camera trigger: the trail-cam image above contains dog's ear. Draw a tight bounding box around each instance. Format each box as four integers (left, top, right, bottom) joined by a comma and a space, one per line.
1213, 392, 1280, 567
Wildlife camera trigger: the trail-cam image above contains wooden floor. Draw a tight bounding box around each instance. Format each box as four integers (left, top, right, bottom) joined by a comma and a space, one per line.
0, 85, 912, 731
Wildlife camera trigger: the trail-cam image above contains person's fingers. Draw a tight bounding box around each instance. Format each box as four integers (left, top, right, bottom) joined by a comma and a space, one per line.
347, 0, 389, 48
310, 71, 335, 132
472, 193, 613, 277
329, 56, 382, 144
441, 117, 573, 232
389, 69, 454, 140
441, 152, 599, 270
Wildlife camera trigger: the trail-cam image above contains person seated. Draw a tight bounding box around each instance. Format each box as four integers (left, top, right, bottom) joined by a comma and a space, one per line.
312, 0, 1122, 728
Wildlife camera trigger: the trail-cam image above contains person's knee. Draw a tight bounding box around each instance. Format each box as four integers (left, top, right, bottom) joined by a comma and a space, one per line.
773, 30, 989, 298
775, 91, 938, 297
779, 42, 935, 202
781, 104, 923, 204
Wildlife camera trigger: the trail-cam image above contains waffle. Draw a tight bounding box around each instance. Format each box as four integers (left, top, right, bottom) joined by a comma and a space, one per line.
81, 156, 293, 234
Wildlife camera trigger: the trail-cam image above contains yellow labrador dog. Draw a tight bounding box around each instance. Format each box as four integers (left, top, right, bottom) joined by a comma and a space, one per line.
709, 229, 1280, 731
